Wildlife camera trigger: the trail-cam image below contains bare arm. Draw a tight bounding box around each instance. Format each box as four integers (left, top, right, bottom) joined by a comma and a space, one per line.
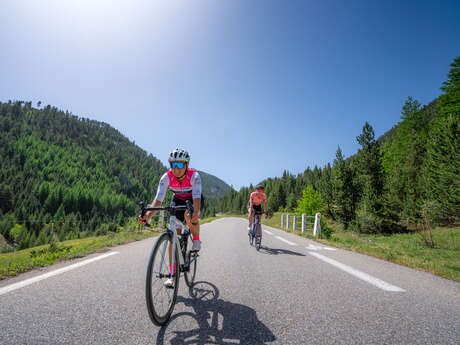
191, 197, 201, 223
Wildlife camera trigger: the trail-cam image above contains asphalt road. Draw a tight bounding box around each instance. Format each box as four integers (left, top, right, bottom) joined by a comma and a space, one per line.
1, 217, 459, 345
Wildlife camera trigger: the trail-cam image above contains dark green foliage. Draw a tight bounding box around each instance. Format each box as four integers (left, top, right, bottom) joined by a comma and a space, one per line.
0, 101, 228, 249
382, 98, 432, 223
423, 114, 459, 224
217, 57, 459, 232
318, 163, 334, 218
421, 57, 460, 225
354, 122, 388, 233
438, 57, 460, 118
333, 147, 359, 228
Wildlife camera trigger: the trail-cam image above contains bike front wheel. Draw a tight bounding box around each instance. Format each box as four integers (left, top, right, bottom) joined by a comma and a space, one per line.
248, 227, 254, 246
255, 224, 262, 251
146, 232, 180, 326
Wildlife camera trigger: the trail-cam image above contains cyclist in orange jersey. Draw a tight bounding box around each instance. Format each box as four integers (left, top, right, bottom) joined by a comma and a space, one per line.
248, 184, 268, 231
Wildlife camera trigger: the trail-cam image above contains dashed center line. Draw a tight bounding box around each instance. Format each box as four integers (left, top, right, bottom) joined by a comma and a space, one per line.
306, 244, 337, 251
0, 252, 119, 296
275, 236, 297, 246
308, 252, 405, 292
268, 230, 404, 292
264, 230, 273, 235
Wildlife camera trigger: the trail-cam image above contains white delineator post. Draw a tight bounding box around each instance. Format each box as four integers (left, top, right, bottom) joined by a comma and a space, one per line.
286, 214, 290, 229
293, 216, 296, 230
301, 214, 306, 233
281, 214, 284, 228
313, 213, 321, 237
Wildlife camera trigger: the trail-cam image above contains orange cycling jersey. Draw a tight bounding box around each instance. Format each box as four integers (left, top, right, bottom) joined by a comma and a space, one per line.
250, 191, 266, 206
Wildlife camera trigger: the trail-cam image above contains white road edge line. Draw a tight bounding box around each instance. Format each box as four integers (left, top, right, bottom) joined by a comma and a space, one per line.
275, 236, 298, 246
308, 252, 405, 292
0, 252, 120, 296
264, 230, 273, 235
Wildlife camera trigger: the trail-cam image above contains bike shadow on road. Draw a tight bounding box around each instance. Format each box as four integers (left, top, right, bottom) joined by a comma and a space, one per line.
156, 281, 276, 345
257, 246, 306, 256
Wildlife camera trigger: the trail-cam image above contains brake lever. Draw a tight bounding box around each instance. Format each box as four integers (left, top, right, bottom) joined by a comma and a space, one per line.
138, 202, 151, 228
139, 202, 146, 218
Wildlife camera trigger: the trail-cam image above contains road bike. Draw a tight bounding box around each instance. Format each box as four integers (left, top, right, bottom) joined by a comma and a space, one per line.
139, 200, 198, 326
248, 210, 264, 251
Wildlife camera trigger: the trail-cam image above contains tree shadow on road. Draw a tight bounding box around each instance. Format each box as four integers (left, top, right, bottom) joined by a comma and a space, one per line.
257, 247, 306, 256
156, 281, 276, 345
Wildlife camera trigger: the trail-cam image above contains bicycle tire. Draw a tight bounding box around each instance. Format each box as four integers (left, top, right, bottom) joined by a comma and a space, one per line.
249, 225, 254, 246
146, 232, 180, 326
255, 223, 262, 251
184, 249, 198, 287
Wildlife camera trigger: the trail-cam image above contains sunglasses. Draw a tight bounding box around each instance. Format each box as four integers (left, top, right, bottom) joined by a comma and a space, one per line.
170, 162, 186, 169
257, 189, 263, 193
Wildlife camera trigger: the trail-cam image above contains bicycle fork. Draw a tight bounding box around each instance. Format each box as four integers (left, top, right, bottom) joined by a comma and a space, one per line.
157, 215, 185, 278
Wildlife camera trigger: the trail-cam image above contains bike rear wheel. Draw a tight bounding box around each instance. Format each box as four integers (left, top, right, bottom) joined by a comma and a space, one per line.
184, 249, 198, 287
146, 232, 180, 326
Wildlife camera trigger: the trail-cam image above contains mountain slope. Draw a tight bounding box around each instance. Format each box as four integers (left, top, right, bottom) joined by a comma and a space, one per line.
199, 170, 231, 202
0, 101, 229, 249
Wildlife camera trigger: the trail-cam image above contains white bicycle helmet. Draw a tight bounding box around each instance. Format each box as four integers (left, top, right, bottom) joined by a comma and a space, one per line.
168, 148, 190, 162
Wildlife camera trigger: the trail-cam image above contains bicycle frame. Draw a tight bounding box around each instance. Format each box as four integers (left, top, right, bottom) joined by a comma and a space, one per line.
161, 214, 184, 277
139, 200, 194, 277
253, 212, 262, 236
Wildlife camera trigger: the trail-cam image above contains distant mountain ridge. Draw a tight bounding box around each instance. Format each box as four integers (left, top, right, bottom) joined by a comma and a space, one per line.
199, 170, 231, 202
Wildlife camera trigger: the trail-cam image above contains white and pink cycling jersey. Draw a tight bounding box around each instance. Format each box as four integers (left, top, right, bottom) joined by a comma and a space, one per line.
155, 168, 202, 202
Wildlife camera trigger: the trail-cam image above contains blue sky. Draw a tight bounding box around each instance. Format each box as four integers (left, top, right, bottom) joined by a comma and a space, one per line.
1, 0, 459, 190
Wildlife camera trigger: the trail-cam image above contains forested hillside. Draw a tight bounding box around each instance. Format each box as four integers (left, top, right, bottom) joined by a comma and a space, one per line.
199, 170, 231, 203
218, 57, 459, 232
0, 103, 229, 251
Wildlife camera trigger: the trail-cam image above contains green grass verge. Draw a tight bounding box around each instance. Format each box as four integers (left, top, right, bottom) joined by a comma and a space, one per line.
0, 229, 162, 280
0, 215, 224, 280
261, 212, 460, 283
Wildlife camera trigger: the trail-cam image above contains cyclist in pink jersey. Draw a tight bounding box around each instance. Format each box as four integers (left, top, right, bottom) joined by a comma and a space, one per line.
138, 148, 203, 253
248, 185, 268, 231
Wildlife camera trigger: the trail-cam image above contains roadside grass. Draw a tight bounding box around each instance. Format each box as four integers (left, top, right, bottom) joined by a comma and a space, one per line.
0, 215, 223, 280
261, 212, 460, 283
0, 229, 162, 280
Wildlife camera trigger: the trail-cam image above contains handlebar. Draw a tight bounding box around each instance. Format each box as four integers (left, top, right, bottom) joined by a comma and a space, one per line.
138, 200, 194, 226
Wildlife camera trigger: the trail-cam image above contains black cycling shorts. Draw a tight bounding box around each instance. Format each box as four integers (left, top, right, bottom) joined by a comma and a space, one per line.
251, 204, 263, 214
173, 195, 204, 223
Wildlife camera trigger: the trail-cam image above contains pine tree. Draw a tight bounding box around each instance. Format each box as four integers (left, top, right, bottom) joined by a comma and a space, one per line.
355, 122, 387, 232
423, 57, 460, 224
438, 57, 460, 118
333, 147, 357, 228
319, 163, 334, 218
286, 193, 297, 211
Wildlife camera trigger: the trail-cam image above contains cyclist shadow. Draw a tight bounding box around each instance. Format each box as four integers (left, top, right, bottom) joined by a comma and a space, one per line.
156, 281, 276, 345
257, 247, 306, 256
